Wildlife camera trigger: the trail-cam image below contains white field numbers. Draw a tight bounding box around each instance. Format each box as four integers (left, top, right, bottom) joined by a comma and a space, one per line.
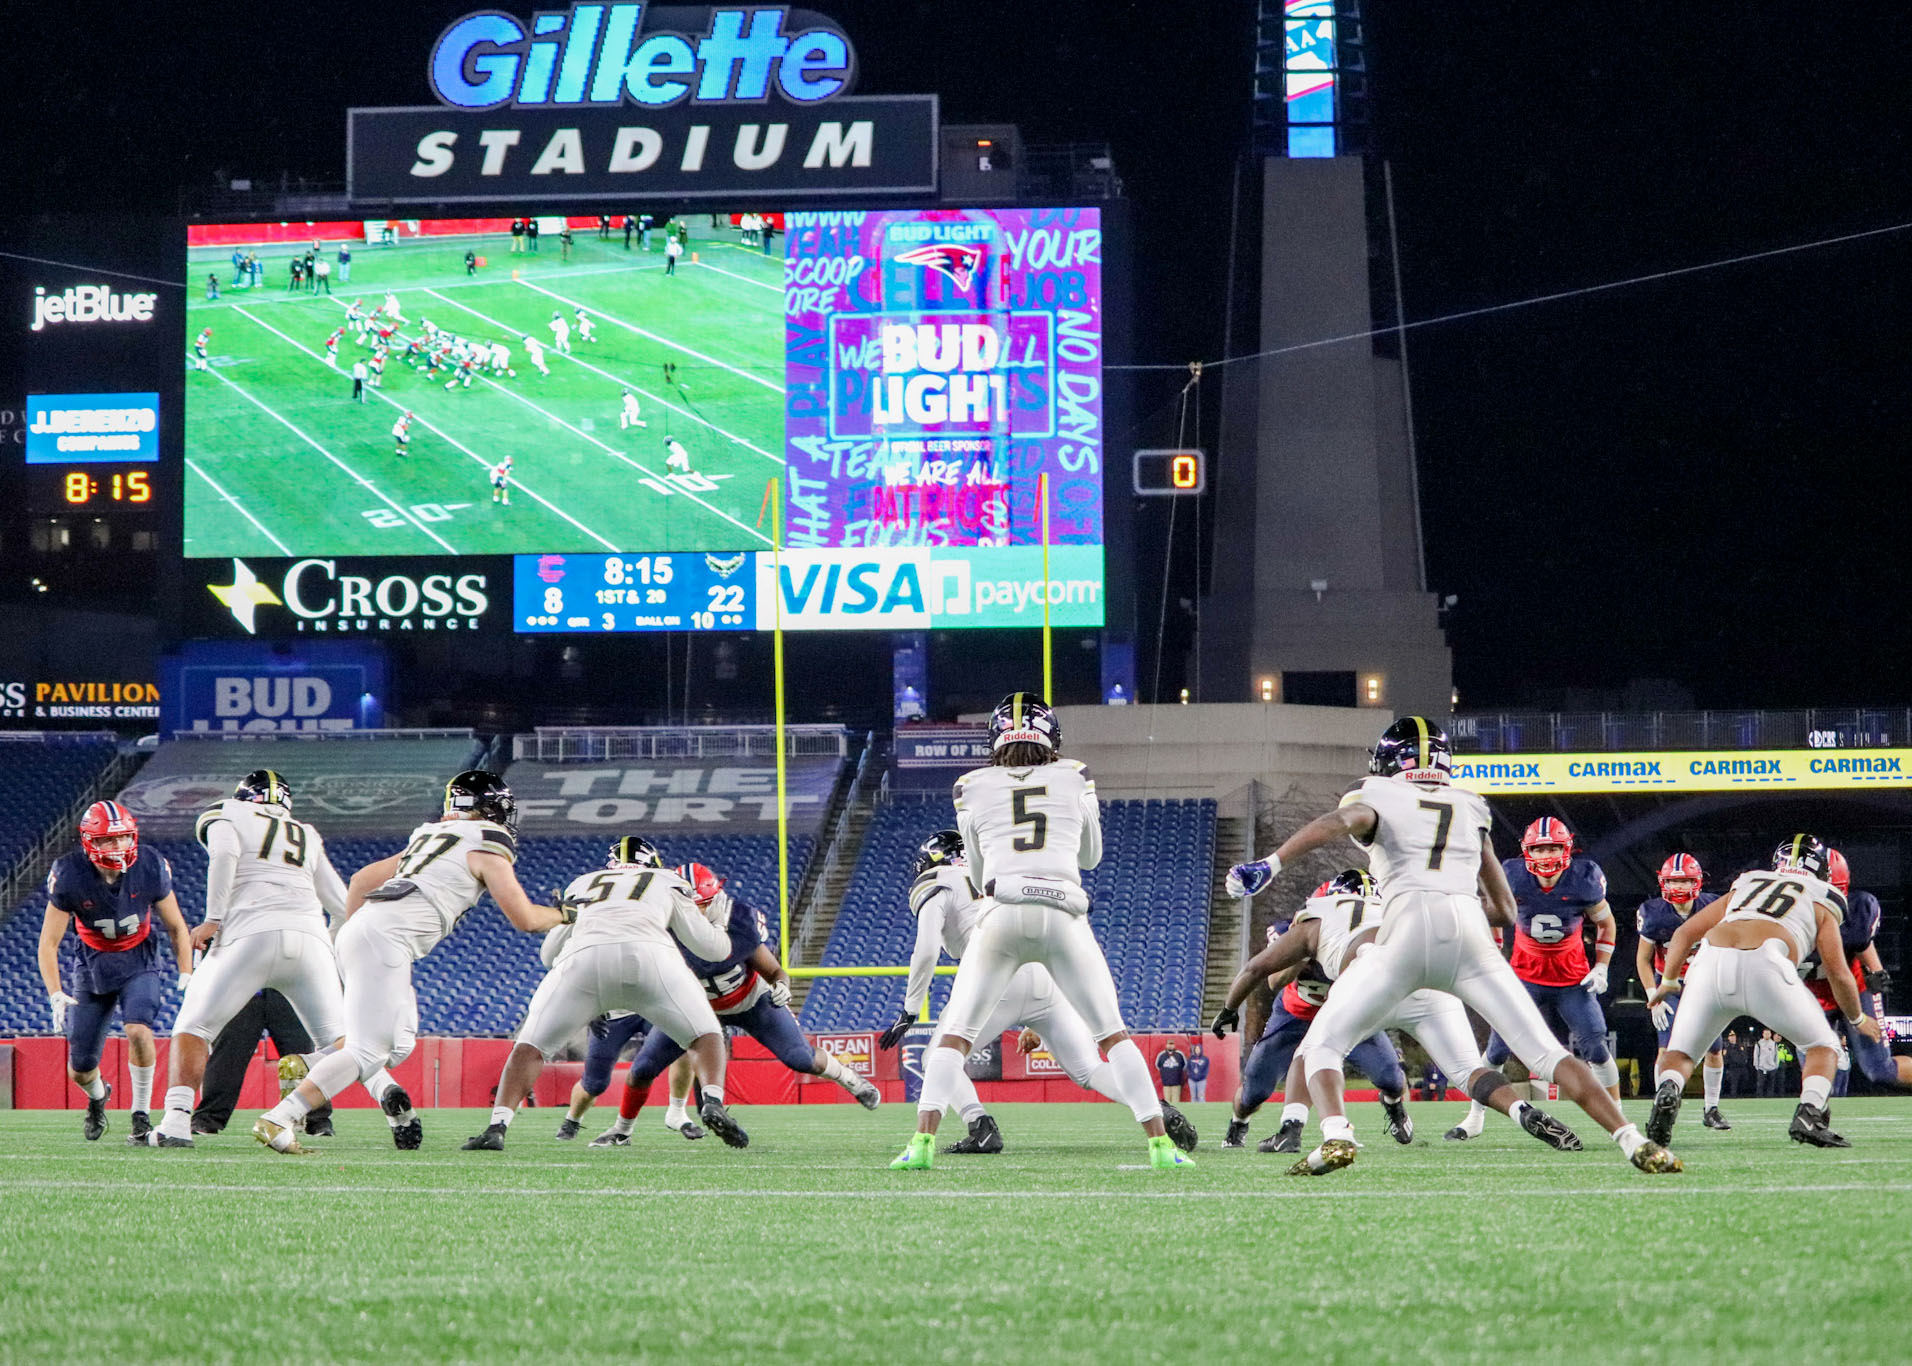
363, 502, 471, 528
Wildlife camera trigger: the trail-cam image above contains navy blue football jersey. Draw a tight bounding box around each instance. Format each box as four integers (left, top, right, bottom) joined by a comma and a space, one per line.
673, 897, 771, 1013
1637, 891, 1720, 985
1504, 858, 1608, 986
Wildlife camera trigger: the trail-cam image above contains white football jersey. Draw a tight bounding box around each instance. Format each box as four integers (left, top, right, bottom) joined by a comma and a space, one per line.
1292, 889, 1384, 981
194, 800, 346, 941
364, 816, 518, 952
1717, 867, 1846, 963
910, 864, 987, 961
559, 864, 726, 959
953, 758, 1101, 890
1340, 775, 1493, 901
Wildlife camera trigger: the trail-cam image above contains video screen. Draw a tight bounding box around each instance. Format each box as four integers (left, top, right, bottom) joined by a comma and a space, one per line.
183, 213, 784, 559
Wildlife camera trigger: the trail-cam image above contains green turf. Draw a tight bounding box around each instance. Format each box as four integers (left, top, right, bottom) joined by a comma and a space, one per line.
184, 228, 785, 559
2, 1098, 1907, 1363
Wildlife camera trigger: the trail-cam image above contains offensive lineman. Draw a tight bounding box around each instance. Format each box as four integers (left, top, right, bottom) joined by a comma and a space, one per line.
890, 694, 1193, 1171
1637, 853, 1732, 1128
619, 389, 648, 430
463, 838, 744, 1151
1450, 817, 1621, 1140
1228, 717, 1680, 1176
253, 772, 566, 1153
1646, 836, 1878, 1148
875, 830, 1198, 1155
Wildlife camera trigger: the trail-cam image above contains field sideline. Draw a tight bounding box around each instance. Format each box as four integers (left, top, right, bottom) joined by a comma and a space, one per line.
4, 1099, 1908, 1363
184, 228, 785, 560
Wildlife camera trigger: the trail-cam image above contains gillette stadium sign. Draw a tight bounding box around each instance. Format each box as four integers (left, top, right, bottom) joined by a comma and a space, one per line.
348, 4, 936, 203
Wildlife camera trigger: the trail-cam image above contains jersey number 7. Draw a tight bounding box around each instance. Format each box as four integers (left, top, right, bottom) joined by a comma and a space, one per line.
1417, 800, 1454, 870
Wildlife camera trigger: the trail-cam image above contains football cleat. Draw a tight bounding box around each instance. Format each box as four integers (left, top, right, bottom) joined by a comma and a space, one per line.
461, 1123, 507, 1151
555, 1117, 582, 1141
304, 1114, 336, 1138
151, 1132, 195, 1149
890, 1133, 935, 1170
849, 1075, 882, 1111
1518, 1105, 1584, 1151
1222, 1118, 1250, 1150
1702, 1107, 1732, 1131
1444, 1120, 1482, 1141
251, 1116, 310, 1154
589, 1128, 631, 1148
127, 1110, 153, 1145
1148, 1134, 1194, 1169
1645, 1079, 1683, 1146
190, 1114, 222, 1135
943, 1114, 1004, 1154
673, 1118, 707, 1141
383, 1085, 423, 1150
699, 1095, 748, 1149
1380, 1096, 1414, 1145
1287, 1137, 1357, 1177
1261, 1118, 1303, 1154
83, 1084, 112, 1141
1160, 1102, 1199, 1152
1789, 1103, 1849, 1149
1630, 1140, 1684, 1174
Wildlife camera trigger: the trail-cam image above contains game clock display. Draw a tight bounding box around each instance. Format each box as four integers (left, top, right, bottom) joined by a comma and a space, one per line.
28, 464, 159, 513
515, 552, 753, 633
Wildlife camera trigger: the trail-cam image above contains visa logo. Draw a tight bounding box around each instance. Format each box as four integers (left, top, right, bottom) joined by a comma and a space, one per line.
767, 550, 936, 628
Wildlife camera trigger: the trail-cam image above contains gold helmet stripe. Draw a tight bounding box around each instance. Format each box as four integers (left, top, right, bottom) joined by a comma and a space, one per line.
1412, 716, 1430, 772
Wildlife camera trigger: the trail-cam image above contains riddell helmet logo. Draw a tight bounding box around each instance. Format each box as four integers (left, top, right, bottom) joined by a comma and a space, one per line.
895, 242, 984, 292
31, 285, 158, 332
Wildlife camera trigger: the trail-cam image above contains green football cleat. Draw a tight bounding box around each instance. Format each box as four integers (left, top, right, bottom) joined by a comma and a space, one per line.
1148, 1134, 1194, 1169
889, 1133, 935, 1170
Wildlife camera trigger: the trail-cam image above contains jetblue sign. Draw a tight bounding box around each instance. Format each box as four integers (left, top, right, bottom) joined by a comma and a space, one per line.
349, 4, 935, 203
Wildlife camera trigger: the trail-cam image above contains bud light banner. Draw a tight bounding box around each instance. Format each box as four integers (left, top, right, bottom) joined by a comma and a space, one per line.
160, 641, 389, 734
783, 207, 1104, 550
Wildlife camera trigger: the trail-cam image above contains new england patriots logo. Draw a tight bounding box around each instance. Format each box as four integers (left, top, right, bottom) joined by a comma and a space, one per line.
895, 242, 986, 293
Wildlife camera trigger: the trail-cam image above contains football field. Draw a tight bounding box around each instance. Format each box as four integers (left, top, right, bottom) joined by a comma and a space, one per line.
184, 229, 785, 559
3, 1099, 1908, 1363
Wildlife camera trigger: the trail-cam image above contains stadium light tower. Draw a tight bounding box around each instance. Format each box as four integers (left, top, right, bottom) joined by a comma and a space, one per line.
1203, 0, 1452, 716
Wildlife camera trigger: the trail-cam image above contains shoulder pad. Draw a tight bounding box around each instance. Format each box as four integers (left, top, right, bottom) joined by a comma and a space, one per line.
478, 825, 518, 863
908, 871, 947, 915
194, 807, 230, 848
1292, 898, 1325, 924
1337, 784, 1369, 808
1825, 887, 1848, 922
1056, 758, 1089, 775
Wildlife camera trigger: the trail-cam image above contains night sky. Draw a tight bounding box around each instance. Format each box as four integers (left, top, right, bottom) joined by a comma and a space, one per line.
6, 2, 1908, 710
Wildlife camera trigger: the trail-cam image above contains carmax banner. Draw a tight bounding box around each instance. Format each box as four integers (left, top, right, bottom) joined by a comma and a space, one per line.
754, 544, 1103, 631
1451, 749, 1912, 796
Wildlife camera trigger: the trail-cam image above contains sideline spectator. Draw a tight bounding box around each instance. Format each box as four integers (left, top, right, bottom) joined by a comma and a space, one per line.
527, 219, 540, 252
510, 218, 526, 254
665, 234, 683, 275
1754, 1030, 1779, 1096
314, 257, 331, 294
338, 243, 351, 283
1186, 1041, 1209, 1102
622, 214, 636, 249
1154, 1040, 1187, 1102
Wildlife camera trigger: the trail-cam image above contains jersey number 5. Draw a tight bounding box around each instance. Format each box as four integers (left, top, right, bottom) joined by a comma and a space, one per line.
1417, 800, 1454, 870
1011, 787, 1048, 852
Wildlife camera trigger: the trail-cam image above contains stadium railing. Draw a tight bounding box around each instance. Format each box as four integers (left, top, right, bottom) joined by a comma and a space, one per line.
1449, 707, 1910, 753
513, 725, 849, 762
792, 733, 880, 961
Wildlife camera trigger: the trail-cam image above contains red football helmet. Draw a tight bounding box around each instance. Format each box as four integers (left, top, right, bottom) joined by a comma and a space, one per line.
676, 862, 727, 908
1827, 848, 1850, 895
79, 800, 138, 873
1658, 853, 1703, 904
1311, 878, 1336, 899
1521, 817, 1574, 878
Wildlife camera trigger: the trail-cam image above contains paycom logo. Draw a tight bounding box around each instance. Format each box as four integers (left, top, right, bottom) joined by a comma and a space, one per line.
754, 545, 1104, 631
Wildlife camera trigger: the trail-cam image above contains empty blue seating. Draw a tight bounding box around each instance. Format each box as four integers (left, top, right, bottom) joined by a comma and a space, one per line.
801, 797, 1216, 1033
0, 737, 121, 881
0, 830, 813, 1037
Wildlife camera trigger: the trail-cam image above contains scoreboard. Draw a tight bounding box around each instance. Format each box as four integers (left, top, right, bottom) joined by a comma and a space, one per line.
514, 552, 754, 633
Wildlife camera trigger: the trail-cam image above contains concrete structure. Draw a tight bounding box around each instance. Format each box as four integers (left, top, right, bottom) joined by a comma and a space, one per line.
1202, 156, 1452, 716
1052, 701, 1376, 801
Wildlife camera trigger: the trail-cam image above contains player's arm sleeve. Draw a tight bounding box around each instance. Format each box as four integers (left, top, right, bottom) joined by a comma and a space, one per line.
904, 883, 948, 1017
668, 889, 733, 960
310, 835, 349, 926
203, 818, 244, 923
1077, 779, 1103, 870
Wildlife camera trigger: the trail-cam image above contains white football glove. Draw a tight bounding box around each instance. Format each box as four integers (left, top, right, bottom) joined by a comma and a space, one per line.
1226, 854, 1282, 900
1650, 998, 1674, 1031
1580, 964, 1609, 996
47, 990, 77, 1034
768, 977, 792, 1009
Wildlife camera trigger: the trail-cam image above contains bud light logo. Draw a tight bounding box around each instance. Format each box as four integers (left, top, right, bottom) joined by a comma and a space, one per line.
429, 4, 856, 110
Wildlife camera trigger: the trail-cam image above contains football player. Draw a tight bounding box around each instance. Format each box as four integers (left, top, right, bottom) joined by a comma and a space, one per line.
1451, 818, 1620, 1140
1804, 849, 1911, 1094
254, 771, 566, 1153
323, 327, 343, 367
549, 311, 572, 354
490, 458, 512, 506
891, 694, 1192, 1171
553, 1012, 701, 1143
665, 436, 691, 473
464, 839, 743, 1152
1228, 718, 1680, 1176
1636, 853, 1731, 1128
1645, 835, 1875, 1147
599, 862, 878, 1145
1213, 870, 1581, 1154
192, 327, 212, 372
149, 771, 400, 1147
522, 335, 550, 377
392, 411, 413, 459
38, 802, 192, 1142
619, 389, 647, 430
575, 308, 596, 344
875, 830, 1198, 1156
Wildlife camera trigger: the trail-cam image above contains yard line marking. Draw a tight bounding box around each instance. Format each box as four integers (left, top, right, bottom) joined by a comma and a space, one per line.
210, 325, 459, 553
692, 256, 783, 293
186, 457, 292, 554
3, 1178, 1907, 1201
235, 304, 618, 552
516, 276, 785, 394
421, 288, 781, 465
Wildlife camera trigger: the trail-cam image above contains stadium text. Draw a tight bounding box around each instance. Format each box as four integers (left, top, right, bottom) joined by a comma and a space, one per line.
429, 5, 854, 110
30, 285, 157, 331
